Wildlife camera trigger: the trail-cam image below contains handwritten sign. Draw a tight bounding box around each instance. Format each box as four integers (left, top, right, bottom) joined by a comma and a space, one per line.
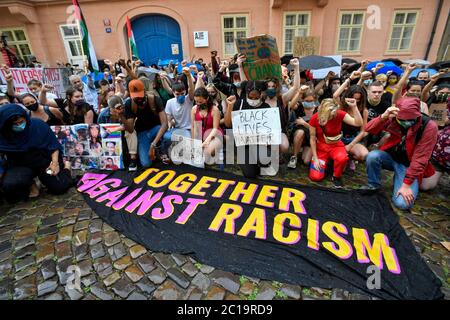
429, 103, 448, 126
171, 135, 205, 167
236, 35, 282, 81
293, 36, 320, 57
0, 67, 70, 98
232, 108, 281, 146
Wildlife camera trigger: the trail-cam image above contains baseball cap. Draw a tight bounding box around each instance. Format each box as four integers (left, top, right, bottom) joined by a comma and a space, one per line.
128, 79, 145, 99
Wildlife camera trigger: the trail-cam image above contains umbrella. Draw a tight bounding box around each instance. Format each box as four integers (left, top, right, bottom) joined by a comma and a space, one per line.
428, 60, 450, 71
405, 59, 430, 66
408, 68, 438, 78
381, 58, 403, 66
299, 55, 340, 70
366, 61, 403, 75
342, 58, 358, 65
137, 66, 160, 81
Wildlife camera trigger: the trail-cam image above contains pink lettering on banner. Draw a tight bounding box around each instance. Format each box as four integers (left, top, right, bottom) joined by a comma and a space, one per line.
77, 173, 109, 192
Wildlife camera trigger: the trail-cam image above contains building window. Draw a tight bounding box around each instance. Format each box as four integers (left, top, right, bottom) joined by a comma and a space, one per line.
336, 11, 365, 53
59, 24, 85, 67
0, 28, 33, 64
283, 12, 311, 54
222, 14, 249, 56
388, 10, 418, 52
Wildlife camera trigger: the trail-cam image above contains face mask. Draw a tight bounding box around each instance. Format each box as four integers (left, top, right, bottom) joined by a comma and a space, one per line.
234, 82, 241, 89
389, 79, 397, 85
27, 102, 39, 112
364, 79, 373, 86
266, 88, 277, 98
12, 122, 26, 132
177, 95, 186, 104
74, 99, 85, 107
208, 92, 217, 99
302, 101, 317, 109
406, 92, 421, 98
436, 92, 450, 102
198, 103, 208, 110
247, 98, 261, 108
396, 118, 416, 130
331, 84, 340, 92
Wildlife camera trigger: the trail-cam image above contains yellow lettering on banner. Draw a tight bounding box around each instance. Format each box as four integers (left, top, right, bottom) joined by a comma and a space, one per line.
168, 173, 197, 193
229, 182, 258, 204
273, 213, 301, 245
190, 176, 218, 197
134, 168, 160, 184
279, 188, 307, 214
255, 185, 279, 209
307, 218, 320, 250
322, 222, 353, 259
211, 179, 236, 198
237, 208, 267, 239
147, 170, 176, 188
353, 228, 401, 274
208, 203, 243, 235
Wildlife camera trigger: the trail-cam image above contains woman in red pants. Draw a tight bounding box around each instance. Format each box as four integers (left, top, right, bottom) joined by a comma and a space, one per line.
309, 98, 363, 188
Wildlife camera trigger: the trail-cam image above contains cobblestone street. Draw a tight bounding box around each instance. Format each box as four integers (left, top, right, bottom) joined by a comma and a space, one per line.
0, 163, 449, 300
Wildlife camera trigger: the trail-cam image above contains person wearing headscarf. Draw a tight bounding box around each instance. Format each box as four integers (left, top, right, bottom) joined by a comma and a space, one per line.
0, 104, 73, 203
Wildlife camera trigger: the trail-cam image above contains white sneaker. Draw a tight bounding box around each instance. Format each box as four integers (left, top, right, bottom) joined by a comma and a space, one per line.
260, 165, 278, 176
287, 156, 297, 169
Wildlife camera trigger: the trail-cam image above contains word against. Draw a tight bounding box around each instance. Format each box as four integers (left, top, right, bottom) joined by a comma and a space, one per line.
232, 108, 282, 147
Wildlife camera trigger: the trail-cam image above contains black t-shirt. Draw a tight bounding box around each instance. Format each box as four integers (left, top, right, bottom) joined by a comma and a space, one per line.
54, 98, 95, 125
367, 92, 392, 121
125, 95, 164, 132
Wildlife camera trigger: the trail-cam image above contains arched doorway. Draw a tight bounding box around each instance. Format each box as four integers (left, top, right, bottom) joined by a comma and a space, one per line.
131, 14, 183, 66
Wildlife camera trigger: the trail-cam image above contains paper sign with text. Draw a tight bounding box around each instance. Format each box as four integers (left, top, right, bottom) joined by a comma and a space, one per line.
232, 108, 281, 146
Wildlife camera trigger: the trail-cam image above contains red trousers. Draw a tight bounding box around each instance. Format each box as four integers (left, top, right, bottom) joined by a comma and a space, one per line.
309, 142, 348, 181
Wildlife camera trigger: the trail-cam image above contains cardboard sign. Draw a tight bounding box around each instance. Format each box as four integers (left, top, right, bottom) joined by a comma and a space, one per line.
294, 36, 320, 57
43, 68, 72, 98
429, 103, 448, 126
51, 124, 124, 171
232, 108, 281, 146
170, 134, 205, 167
236, 35, 282, 81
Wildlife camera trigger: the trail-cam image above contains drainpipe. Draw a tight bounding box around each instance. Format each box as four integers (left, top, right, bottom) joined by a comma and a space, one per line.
424, 0, 443, 61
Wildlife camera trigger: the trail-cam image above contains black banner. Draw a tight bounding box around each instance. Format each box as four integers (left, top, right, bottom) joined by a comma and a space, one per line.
77, 164, 443, 300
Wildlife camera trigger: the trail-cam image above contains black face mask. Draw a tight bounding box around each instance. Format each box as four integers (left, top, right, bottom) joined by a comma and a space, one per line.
199, 103, 208, 110
26, 102, 39, 112
133, 96, 146, 106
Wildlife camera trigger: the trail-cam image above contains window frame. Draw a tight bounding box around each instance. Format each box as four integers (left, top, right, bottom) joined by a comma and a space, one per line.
221, 14, 250, 57
282, 11, 312, 55
59, 24, 85, 65
386, 9, 419, 53
335, 10, 365, 54
0, 27, 34, 64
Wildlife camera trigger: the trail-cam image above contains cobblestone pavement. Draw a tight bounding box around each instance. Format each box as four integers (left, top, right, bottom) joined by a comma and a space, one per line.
0, 162, 449, 300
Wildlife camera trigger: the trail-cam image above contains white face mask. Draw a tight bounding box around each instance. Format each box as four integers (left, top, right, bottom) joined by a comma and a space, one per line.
247, 98, 261, 107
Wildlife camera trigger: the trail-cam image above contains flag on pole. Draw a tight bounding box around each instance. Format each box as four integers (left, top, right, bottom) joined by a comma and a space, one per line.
126, 16, 139, 59
72, 0, 99, 72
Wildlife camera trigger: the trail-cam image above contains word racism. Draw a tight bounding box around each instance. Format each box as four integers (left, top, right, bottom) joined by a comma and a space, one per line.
77, 165, 443, 300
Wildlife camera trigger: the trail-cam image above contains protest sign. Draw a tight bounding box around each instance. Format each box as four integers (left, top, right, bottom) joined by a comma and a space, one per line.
51, 123, 124, 170
170, 134, 204, 167
0, 67, 70, 97
429, 102, 448, 126
294, 36, 320, 57
232, 108, 281, 146
77, 164, 444, 300
236, 35, 282, 81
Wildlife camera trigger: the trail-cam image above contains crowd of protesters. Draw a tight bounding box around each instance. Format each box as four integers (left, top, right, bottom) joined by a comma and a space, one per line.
0, 48, 449, 210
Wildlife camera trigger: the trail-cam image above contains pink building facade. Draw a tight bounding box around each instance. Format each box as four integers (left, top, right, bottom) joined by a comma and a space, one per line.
0, 0, 449, 67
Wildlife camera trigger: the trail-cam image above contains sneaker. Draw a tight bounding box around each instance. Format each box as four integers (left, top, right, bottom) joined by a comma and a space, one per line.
260, 165, 278, 176
331, 176, 344, 189
128, 159, 137, 172
287, 156, 297, 169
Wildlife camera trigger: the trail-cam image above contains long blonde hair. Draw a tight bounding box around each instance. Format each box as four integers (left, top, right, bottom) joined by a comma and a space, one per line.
317, 98, 339, 126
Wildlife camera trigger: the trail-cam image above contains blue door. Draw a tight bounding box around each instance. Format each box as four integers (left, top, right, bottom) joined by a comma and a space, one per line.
132, 14, 183, 66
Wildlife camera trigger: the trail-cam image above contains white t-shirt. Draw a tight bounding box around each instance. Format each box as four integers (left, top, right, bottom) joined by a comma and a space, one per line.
165, 95, 193, 130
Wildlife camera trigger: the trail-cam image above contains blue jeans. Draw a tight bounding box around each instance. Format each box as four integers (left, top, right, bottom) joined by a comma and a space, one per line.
137, 126, 161, 168
162, 128, 191, 154
366, 150, 419, 210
